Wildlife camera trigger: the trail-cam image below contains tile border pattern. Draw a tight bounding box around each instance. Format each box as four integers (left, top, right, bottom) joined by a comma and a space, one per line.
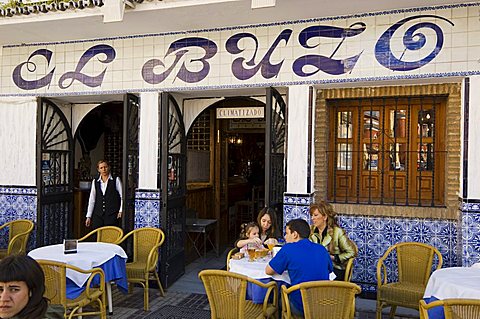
0, 185, 37, 248
460, 201, 480, 266
134, 189, 161, 229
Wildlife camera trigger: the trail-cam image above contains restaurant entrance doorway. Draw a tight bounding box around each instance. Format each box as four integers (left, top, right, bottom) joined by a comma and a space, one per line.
185, 88, 286, 252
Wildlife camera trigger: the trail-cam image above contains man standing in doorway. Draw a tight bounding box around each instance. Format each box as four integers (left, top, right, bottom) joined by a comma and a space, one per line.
85, 160, 123, 229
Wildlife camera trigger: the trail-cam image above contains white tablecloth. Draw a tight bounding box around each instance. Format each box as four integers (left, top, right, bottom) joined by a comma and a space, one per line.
424, 267, 480, 300
28, 242, 127, 287
229, 256, 291, 284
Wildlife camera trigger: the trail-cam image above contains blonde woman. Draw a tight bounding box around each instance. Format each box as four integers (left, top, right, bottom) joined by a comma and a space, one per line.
309, 201, 357, 280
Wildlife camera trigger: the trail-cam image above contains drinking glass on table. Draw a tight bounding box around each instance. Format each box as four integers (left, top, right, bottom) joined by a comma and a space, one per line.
247, 244, 256, 262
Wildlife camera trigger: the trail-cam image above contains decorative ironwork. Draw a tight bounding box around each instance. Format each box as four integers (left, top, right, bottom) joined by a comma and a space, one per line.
187, 111, 210, 151
265, 87, 286, 218
159, 93, 187, 288
37, 98, 73, 246
122, 94, 139, 234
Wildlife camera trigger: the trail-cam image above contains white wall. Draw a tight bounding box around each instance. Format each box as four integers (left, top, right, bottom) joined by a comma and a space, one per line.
0, 97, 37, 186
467, 76, 480, 199
138, 92, 159, 189
286, 85, 311, 194
183, 98, 222, 133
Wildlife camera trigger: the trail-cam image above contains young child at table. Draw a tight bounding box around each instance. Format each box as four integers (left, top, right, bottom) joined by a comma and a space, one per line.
235, 222, 264, 254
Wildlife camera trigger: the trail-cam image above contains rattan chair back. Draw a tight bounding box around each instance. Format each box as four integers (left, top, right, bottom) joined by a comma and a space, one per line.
376, 242, 443, 319
282, 280, 361, 319
118, 227, 165, 311
396, 243, 440, 285
199, 269, 278, 319
0, 219, 34, 257
419, 298, 480, 319
126, 227, 164, 269
78, 226, 124, 244
344, 257, 355, 282
37, 259, 107, 319
226, 247, 239, 271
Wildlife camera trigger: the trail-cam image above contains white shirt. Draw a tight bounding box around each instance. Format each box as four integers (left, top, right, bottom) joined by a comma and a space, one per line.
86, 174, 123, 218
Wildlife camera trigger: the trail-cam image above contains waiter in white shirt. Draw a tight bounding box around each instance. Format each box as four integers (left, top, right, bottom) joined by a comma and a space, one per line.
85, 160, 123, 229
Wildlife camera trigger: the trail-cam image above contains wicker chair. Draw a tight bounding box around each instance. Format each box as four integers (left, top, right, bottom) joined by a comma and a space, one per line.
199, 269, 278, 319
419, 299, 480, 319
376, 242, 443, 319
0, 219, 34, 259
78, 226, 124, 244
344, 257, 355, 282
281, 280, 361, 319
226, 247, 239, 271
37, 259, 107, 319
118, 227, 165, 311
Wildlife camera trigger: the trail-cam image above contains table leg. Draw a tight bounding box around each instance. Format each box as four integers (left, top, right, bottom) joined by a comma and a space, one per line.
204, 232, 207, 258
107, 282, 113, 315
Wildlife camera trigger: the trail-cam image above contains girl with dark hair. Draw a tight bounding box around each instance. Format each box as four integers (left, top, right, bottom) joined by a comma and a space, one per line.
0, 255, 62, 319
235, 222, 263, 253
256, 207, 280, 246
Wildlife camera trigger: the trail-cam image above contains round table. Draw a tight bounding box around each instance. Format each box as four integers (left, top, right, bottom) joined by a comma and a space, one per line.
424, 267, 480, 300
423, 267, 480, 319
29, 242, 128, 314
229, 256, 291, 284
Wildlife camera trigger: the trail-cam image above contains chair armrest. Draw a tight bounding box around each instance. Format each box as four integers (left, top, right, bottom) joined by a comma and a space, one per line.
146, 241, 165, 270
116, 231, 133, 245
247, 278, 277, 316
85, 268, 105, 298
8, 232, 29, 255
77, 232, 94, 242
66, 264, 105, 299
376, 258, 388, 286
281, 284, 301, 319
0, 223, 7, 231
419, 299, 444, 319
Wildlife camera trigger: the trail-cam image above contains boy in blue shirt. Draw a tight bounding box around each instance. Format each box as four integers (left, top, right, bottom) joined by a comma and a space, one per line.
266, 218, 333, 316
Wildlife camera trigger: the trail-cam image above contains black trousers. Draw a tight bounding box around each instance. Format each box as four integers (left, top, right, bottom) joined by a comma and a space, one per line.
91, 212, 119, 230
333, 268, 346, 281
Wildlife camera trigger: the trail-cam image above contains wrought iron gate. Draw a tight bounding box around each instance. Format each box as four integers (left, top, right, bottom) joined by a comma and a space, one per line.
159, 92, 186, 288
37, 98, 74, 246
122, 94, 139, 234
265, 88, 286, 218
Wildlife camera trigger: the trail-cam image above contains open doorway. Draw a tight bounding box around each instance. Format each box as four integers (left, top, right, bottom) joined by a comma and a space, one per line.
185, 95, 282, 257
72, 101, 123, 239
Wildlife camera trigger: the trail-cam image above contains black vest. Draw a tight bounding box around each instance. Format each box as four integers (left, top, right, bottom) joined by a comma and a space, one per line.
93, 177, 121, 217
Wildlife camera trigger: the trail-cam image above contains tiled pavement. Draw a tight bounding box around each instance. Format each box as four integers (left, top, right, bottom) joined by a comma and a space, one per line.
109, 288, 419, 319
105, 249, 419, 319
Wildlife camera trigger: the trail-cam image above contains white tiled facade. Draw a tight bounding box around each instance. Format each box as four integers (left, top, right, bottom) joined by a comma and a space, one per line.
1, 2, 480, 292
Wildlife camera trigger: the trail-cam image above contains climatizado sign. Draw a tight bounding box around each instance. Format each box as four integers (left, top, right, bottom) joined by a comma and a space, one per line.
1, 3, 479, 96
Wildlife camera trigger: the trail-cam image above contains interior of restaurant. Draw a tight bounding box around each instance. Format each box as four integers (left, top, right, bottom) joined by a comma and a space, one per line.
70, 97, 269, 263
185, 97, 268, 261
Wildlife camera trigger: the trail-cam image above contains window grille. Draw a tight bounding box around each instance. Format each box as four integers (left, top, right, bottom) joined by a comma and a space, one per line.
328, 96, 446, 206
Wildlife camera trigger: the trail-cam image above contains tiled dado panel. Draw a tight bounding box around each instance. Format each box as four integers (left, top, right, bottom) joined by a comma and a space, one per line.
338, 215, 459, 292
0, 186, 37, 248
283, 193, 314, 231
282, 196, 460, 292
461, 203, 480, 266
134, 189, 160, 229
